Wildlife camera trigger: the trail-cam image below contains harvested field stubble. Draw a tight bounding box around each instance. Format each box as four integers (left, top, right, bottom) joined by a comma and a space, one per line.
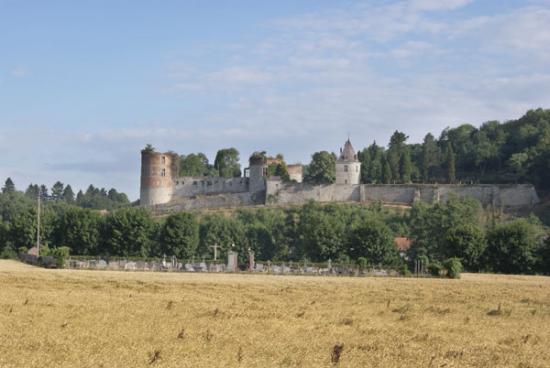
1, 260, 550, 367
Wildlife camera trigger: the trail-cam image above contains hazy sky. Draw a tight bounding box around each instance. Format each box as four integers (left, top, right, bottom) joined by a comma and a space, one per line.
1, 0, 549, 199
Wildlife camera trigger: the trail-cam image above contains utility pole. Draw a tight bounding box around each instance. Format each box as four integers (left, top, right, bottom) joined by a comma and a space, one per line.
36, 186, 41, 256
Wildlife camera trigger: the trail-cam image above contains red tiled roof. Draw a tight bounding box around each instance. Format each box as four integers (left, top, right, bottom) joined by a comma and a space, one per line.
394, 237, 411, 252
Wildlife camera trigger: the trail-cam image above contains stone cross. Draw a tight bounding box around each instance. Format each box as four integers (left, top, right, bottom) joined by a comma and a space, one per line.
210, 243, 221, 261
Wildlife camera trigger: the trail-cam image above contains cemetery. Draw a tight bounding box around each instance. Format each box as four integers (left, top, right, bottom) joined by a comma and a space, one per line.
64, 251, 397, 277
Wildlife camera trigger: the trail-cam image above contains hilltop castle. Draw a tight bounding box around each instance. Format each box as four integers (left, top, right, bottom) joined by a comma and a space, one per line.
140, 139, 539, 211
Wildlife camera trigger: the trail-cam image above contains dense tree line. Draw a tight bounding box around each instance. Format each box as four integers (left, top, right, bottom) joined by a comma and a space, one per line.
302, 109, 550, 188
1, 180, 549, 274
11, 179, 130, 210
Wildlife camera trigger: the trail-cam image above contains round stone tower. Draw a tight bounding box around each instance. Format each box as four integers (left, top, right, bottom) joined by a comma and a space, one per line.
248, 152, 267, 194
140, 150, 177, 206
335, 139, 361, 185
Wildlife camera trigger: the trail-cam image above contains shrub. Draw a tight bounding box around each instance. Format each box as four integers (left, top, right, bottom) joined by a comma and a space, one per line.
400, 263, 412, 277
357, 257, 369, 270
428, 261, 442, 277
0, 247, 17, 259
51, 246, 71, 268
443, 257, 462, 279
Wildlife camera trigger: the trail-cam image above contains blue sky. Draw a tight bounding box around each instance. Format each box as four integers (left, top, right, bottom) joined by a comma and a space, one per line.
1, 0, 549, 199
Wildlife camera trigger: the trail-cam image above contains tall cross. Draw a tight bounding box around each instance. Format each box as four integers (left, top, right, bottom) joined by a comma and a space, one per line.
209, 243, 220, 261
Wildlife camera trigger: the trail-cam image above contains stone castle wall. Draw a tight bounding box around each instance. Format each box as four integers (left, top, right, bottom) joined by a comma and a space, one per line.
266, 181, 360, 204
265, 182, 539, 208
173, 176, 249, 198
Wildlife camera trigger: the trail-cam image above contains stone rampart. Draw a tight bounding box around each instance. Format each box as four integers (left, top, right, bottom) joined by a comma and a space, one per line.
267, 181, 360, 205
173, 176, 249, 198
155, 192, 258, 213
265, 182, 539, 208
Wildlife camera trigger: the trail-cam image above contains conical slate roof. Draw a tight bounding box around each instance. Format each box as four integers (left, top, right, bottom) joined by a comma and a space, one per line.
339, 139, 358, 161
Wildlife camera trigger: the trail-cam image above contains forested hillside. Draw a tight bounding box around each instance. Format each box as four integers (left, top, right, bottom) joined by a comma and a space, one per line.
356, 108, 550, 189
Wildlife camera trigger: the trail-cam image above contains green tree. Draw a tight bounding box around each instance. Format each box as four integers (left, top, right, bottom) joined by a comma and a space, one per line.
305, 151, 336, 185
388, 131, 408, 181
348, 218, 398, 266
382, 157, 392, 184
408, 197, 483, 264
99, 208, 155, 257
266, 156, 290, 182
8, 209, 38, 250
214, 148, 241, 178
421, 133, 439, 182
443, 224, 486, 270
25, 184, 40, 199
51, 207, 100, 255
508, 152, 529, 182
159, 212, 199, 259
2, 178, 15, 194
142, 144, 155, 153
400, 149, 412, 183
62, 185, 75, 203
485, 219, 543, 274
198, 214, 246, 260
357, 148, 371, 183
445, 142, 456, 183
179, 153, 211, 177
51, 181, 64, 200
299, 202, 346, 261
367, 142, 384, 183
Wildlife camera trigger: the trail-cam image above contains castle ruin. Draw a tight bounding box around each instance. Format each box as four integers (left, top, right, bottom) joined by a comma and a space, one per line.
140, 139, 540, 211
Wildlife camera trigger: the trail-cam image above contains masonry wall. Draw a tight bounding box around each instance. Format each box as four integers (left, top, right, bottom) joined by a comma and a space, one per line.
173, 176, 249, 198
155, 192, 258, 213
266, 182, 539, 208
267, 181, 360, 205
360, 185, 417, 204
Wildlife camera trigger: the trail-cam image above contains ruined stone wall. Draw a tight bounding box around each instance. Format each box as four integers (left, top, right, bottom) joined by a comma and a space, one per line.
173, 176, 249, 198
287, 164, 304, 183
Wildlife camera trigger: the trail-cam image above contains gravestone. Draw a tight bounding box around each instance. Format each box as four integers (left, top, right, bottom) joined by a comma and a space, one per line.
227, 251, 238, 272
248, 250, 255, 271
199, 262, 208, 272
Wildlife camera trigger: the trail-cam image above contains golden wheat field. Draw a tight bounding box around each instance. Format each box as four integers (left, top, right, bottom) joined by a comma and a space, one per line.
1, 260, 549, 368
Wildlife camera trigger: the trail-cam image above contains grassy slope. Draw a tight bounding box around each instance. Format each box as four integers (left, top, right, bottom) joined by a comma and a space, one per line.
0, 260, 549, 367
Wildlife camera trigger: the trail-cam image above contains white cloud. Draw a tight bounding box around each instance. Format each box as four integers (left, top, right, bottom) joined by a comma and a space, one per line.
409, 0, 474, 11
10, 66, 28, 78
163, 0, 550, 152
